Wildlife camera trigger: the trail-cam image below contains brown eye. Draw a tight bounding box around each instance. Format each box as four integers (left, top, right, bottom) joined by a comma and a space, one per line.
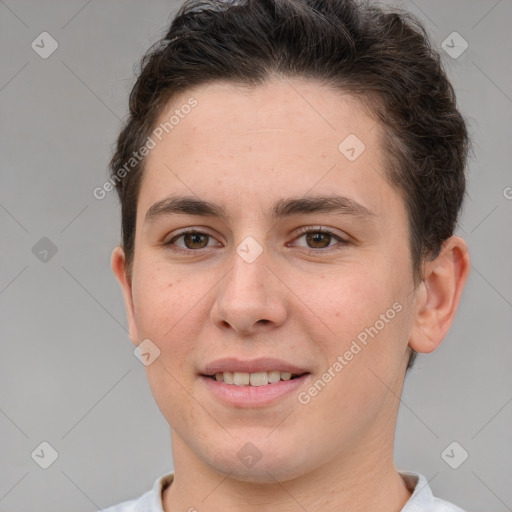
305, 232, 333, 249
164, 229, 220, 253
290, 227, 350, 254
182, 232, 210, 249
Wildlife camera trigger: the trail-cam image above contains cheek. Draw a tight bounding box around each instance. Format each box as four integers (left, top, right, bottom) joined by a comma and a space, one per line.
131, 266, 205, 423
292, 270, 409, 444
292, 262, 409, 387
131, 264, 199, 362
132, 259, 191, 333
295, 265, 394, 342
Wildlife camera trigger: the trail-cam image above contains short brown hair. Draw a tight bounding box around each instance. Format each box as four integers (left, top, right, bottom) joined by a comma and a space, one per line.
109, 0, 471, 370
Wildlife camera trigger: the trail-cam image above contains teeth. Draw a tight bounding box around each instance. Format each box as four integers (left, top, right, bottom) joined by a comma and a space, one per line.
212, 371, 299, 386
268, 370, 281, 383
233, 372, 250, 386
249, 372, 267, 386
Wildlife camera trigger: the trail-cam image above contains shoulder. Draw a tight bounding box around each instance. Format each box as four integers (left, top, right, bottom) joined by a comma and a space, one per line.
99, 489, 154, 512
431, 496, 466, 512
98, 472, 174, 512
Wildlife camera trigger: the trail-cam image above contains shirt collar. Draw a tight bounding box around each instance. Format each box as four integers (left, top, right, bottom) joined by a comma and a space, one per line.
399, 472, 435, 511
151, 471, 440, 512
152, 471, 174, 512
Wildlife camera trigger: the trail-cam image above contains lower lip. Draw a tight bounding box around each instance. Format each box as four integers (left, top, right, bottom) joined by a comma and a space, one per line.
200, 374, 310, 407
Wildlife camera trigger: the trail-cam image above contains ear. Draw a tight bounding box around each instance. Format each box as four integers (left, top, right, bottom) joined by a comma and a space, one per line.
409, 236, 470, 354
111, 246, 139, 345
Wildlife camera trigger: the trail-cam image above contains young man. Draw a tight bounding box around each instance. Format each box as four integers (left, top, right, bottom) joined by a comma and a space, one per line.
106, 0, 470, 510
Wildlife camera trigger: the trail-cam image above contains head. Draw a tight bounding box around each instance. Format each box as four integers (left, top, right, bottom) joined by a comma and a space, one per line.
110, 0, 470, 483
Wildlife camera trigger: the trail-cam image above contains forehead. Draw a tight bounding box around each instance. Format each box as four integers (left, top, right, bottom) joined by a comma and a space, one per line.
138, 79, 401, 224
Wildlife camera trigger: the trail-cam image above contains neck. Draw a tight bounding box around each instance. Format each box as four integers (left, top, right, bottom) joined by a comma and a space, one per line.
163, 426, 411, 512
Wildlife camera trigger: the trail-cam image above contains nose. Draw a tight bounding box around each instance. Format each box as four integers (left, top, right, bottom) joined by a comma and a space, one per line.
210, 245, 287, 336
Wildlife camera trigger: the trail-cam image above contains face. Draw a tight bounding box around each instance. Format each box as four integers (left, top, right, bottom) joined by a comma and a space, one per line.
113, 79, 422, 483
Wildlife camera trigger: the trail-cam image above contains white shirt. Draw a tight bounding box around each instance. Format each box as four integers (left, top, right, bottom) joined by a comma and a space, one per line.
100, 471, 465, 512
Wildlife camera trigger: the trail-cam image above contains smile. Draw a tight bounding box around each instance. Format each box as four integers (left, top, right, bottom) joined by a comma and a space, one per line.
208, 371, 303, 386
201, 372, 310, 407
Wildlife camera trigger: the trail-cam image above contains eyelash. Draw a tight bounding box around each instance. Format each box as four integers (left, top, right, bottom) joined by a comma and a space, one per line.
162, 226, 350, 255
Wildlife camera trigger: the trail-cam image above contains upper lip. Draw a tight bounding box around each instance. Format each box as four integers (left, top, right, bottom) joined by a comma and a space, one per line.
200, 357, 309, 376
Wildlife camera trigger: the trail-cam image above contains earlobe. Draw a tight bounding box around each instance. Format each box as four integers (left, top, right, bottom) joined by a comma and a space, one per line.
111, 246, 139, 344
408, 236, 470, 354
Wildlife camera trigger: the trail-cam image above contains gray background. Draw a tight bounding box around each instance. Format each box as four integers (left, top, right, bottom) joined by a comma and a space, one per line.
1, 0, 511, 510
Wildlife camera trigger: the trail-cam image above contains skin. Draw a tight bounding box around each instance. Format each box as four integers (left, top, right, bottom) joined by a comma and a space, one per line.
111, 78, 470, 512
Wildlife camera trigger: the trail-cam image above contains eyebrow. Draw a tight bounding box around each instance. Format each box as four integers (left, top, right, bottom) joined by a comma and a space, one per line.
144, 194, 376, 226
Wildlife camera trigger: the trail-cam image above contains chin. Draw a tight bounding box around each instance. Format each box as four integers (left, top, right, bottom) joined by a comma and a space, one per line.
211, 461, 307, 485
204, 440, 309, 484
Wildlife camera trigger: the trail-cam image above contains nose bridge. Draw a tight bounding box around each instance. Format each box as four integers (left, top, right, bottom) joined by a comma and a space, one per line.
224, 238, 271, 308
211, 235, 287, 333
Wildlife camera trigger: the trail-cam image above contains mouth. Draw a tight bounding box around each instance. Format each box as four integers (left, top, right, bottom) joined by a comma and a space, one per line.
200, 371, 311, 407
198, 357, 311, 406
202, 370, 308, 387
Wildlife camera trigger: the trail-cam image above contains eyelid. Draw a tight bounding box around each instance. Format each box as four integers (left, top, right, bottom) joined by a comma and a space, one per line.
293, 225, 349, 239
163, 227, 221, 250
289, 226, 351, 251
164, 226, 215, 243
